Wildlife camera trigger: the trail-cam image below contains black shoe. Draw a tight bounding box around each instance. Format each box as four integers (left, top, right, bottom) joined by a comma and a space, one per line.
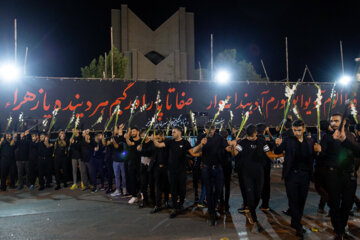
349, 211, 354, 216
54, 185, 61, 190
1, 187, 6, 191
210, 214, 216, 226
291, 223, 306, 233
150, 206, 162, 214
296, 229, 304, 239
139, 202, 148, 208
343, 233, 351, 240
334, 233, 344, 240
63, 183, 68, 188
45, 184, 52, 188
176, 205, 185, 214
38, 186, 45, 191
9, 185, 16, 189
251, 222, 262, 233
17, 185, 24, 190
169, 210, 177, 218
91, 188, 98, 193
106, 188, 113, 194
282, 209, 291, 216
194, 194, 199, 203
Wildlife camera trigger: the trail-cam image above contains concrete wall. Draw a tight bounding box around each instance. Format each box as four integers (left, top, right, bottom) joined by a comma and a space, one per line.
111, 5, 195, 81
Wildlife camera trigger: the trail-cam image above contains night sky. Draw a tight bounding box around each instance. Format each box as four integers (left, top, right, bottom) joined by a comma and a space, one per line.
0, 0, 359, 81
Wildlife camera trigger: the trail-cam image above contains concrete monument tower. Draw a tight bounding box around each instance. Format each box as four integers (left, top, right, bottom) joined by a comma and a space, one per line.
111, 5, 195, 81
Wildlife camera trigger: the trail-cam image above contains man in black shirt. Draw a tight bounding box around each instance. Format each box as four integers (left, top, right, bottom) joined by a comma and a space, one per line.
230, 124, 274, 232
314, 120, 332, 214
28, 131, 39, 189
15, 130, 31, 190
124, 126, 141, 204
137, 129, 155, 208
153, 126, 201, 218
69, 129, 82, 190
320, 113, 359, 239
103, 133, 115, 194
90, 133, 105, 193
196, 123, 229, 225
80, 129, 91, 190
38, 132, 54, 190
275, 120, 321, 238
150, 130, 170, 214
219, 129, 232, 215
257, 124, 281, 211
0, 133, 16, 191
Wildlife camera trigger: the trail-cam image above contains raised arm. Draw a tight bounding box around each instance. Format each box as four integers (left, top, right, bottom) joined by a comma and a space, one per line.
152, 138, 166, 148
274, 137, 286, 154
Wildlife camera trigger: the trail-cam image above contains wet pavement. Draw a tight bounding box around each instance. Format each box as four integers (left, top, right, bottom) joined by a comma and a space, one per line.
1, 169, 360, 240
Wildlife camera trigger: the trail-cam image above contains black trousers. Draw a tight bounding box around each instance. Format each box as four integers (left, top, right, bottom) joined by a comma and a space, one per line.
128, 164, 140, 197
1, 160, 17, 189
325, 170, 357, 235
140, 164, 151, 203
54, 157, 68, 186
192, 159, 201, 197
242, 167, 264, 222
38, 157, 52, 187
16, 161, 30, 187
105, 157, 114, 189
237, 167, 247, 207
168, 170, 187, 209
314, 166, 328, 209
153, 165, 170, 207
28, 159, 38, 185
261, 163, 271, 208
221, 161, 232, 209
285, 170, 310, 230
202, 166, 224, 216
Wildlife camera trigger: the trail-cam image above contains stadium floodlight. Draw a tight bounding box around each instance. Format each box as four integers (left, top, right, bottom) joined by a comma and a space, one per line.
338, 75, 352, 86
0, 63, 20, 82
215, 69, 231, 84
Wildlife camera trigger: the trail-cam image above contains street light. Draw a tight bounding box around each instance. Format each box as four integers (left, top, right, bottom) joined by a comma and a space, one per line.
215, 69, 231, 84
0, 63, 20, 82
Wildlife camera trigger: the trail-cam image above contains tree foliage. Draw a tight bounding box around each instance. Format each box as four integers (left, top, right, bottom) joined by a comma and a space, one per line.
81, 48, 128, 78
195, 48, 266, 81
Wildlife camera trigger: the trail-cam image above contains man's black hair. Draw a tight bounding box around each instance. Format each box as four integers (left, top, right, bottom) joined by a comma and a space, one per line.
331, 113, 342, 118
131, 126, 139, 131
292, 119, 305, 127
205, 122, 215, 130
246, 124, 257, 136
140, 128, 147, 135
256, 123, 266, 134
173, 126, 183, 132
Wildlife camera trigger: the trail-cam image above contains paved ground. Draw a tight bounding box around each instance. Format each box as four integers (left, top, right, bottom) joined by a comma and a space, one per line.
1, 169, 360, 240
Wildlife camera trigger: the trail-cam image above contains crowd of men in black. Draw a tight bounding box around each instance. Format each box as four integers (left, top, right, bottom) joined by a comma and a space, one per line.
1, 113, 360, 240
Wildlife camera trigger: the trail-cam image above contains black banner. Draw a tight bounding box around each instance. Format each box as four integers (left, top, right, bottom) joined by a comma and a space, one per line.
0, 78, 358, 132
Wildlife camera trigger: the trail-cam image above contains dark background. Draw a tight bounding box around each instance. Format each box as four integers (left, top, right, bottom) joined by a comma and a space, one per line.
0, 0, 359, 81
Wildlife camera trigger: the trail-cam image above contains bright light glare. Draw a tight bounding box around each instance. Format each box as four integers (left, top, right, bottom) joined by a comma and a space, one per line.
0, 63, 20, 82
338, 75, 352, 85
215, 70, 231, 84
